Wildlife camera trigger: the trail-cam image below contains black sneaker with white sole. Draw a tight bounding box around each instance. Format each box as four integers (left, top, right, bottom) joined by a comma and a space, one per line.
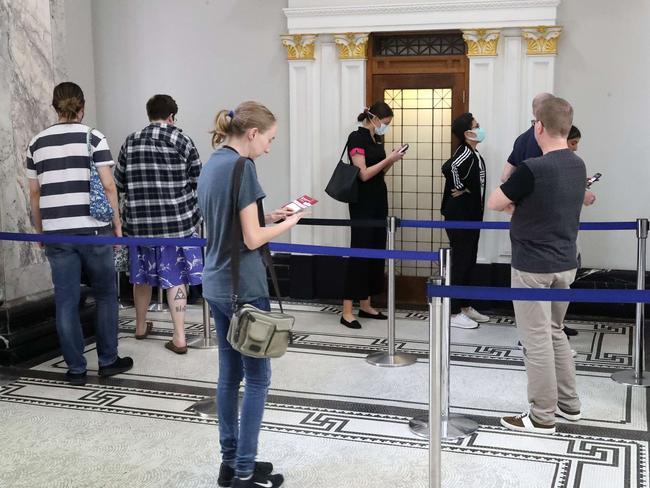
231, 472, 284, 488
218, 462, 274, 487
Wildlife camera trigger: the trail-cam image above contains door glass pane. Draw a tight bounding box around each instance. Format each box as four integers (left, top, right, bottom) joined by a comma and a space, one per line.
385, 87, 453, 277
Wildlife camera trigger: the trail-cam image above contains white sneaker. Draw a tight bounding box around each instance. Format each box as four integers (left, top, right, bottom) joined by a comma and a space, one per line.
451, 313, 479, 329
461, 307, 490, 323
571, 349, 577, 358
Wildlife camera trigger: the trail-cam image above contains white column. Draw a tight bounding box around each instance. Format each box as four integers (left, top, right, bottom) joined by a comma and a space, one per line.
521, 27, 562, 125
462, 30, 500, 264
281, 35, 319, 244
314, 38, 345, 247
494, 28, 524, 262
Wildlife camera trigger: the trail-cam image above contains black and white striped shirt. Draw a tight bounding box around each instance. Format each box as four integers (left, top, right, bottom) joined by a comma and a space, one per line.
25, 123, 115, 234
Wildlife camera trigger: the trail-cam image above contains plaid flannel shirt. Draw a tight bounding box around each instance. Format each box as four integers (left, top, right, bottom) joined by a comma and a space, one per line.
115, 123, 202, 238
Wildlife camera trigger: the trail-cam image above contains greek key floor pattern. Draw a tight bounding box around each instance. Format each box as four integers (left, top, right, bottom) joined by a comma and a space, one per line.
0, 303, 647, 488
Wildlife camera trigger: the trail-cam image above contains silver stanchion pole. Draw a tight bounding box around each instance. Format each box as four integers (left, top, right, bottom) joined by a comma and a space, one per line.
189, 222, 219, 418
367, 216, 417, 367
613, 218, 649, 387
189, 222, 218, 349
148, 286, 165, 312
408, 278, 442, 487
116, 272, 126, 310
409, 249, 478, 440
188, 298, 218, 349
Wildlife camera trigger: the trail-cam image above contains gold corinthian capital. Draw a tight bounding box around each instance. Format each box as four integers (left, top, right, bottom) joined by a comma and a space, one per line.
280, 34, 318, 60
521, 26, 563, 55
462, 29, 501, 57
333, 33, 369, 60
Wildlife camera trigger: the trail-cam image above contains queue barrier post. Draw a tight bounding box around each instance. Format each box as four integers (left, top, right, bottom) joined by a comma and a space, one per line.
409, 248, 479, 441
116, 272, 125, 310
189, 223, 218, 350
366, 216, 417, 368
148, 286, 166, 312
612, 218, 650, 387
409, 277, 443, 486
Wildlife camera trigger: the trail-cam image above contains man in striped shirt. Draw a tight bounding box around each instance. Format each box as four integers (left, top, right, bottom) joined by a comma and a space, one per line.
26, 82, 133, 385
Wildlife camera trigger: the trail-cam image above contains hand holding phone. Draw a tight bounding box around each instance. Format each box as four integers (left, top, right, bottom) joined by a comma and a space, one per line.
398, 143, 409, 154
586, 172, 602, 188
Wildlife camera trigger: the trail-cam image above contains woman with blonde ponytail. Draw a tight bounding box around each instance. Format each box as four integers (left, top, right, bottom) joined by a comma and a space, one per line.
198, 101, 302, 488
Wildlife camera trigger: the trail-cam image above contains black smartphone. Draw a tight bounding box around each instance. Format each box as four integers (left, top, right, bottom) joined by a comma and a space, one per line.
398, 143, 409, 154
586, 172, 602, 188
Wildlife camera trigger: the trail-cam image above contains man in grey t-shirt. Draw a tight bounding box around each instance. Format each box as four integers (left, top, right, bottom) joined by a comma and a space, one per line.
487, 97, 585, 435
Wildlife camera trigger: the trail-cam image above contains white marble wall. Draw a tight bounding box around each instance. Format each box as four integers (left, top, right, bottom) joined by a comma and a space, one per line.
0, 0, 67, 304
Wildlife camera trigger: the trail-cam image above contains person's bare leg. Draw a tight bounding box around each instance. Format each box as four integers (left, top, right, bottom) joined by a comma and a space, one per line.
167, 285, 187, 347
360, 296, 379, 315
342, 299, 356, 322
133, 284, 152, 335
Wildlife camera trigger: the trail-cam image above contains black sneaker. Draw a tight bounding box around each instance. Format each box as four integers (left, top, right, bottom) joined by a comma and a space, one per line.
65, 371, 87, 386
563, 326, 578, 337
232, 472, 284, 488
98, 356, 133, 377
218, 462, 274, 487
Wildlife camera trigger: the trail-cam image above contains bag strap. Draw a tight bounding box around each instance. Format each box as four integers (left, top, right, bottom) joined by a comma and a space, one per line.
86, 127, 96, 172
339, 142, 349, 164
230, 158, 284, 314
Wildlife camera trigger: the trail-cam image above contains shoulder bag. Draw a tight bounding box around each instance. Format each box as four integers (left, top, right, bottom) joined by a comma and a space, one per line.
87, 128, 114, 222
325, 143, 360, 204
227, 158, 295, 358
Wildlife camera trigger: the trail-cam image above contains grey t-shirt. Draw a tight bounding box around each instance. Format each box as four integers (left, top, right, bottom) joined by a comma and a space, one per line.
197, 146, 267, 302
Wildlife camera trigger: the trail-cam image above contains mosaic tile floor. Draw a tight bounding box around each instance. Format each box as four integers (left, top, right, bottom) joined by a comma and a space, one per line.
0, 303, 647, 488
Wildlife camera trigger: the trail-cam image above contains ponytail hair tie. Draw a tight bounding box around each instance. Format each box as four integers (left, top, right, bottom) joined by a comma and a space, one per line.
228, 110, 234, 118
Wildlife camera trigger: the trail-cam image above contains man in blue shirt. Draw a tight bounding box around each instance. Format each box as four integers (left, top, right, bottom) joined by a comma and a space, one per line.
500, 92, 552, 183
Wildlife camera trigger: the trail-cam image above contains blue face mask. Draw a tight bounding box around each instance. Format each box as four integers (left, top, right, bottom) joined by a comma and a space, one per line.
374, 122, 389, 136
469, 127, 486, 143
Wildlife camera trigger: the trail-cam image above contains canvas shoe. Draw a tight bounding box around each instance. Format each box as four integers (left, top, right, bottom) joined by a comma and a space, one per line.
500, 411, 556, 434
218, 462, 274, 487
451, 313, 479, 329
461, 307, 490, 323
555, 406, 581, 421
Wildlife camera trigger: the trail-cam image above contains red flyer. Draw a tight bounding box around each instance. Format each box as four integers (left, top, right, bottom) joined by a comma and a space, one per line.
283, 194, 318, 213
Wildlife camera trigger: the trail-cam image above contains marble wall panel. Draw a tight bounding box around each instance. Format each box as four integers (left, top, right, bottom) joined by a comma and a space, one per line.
0, 0, 59, 304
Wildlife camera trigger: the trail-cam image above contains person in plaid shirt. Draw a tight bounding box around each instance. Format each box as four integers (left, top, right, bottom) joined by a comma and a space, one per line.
115, 94, 203, 354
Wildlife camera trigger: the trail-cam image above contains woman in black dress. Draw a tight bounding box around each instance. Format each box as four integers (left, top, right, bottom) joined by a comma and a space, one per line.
341, 102, 404, 329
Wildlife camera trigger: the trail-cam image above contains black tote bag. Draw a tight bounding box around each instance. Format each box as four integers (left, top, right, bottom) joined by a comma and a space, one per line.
325, 143, 360, 204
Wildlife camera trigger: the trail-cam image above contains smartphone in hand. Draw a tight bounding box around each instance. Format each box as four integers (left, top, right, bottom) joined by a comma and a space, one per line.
586, 172, 602, 188
398, 143, 409, 154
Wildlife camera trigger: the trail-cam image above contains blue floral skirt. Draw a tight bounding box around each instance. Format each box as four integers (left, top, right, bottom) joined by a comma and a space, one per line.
129, 243, 203, 289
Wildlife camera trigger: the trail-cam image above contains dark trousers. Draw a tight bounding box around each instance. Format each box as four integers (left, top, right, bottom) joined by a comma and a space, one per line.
445, 228, 480, 314
343, 201, 387, 300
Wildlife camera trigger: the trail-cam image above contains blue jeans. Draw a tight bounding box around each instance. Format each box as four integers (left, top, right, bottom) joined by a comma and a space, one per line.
45, 242, 119, 374
208, 297, 271, 477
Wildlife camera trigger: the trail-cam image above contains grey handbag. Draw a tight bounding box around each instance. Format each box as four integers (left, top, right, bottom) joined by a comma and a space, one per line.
227, 157, 295, 358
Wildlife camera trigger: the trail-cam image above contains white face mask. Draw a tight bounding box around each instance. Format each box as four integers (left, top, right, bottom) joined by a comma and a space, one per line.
368, 111, 389, 136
